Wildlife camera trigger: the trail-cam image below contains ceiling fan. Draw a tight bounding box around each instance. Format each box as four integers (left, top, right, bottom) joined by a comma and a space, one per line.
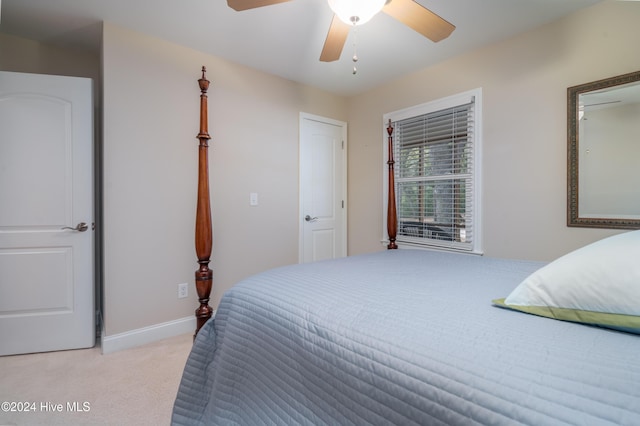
226, 0, 456, 62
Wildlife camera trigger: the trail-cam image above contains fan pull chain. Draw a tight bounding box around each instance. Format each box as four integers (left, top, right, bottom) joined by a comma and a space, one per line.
351, 20, 358, 75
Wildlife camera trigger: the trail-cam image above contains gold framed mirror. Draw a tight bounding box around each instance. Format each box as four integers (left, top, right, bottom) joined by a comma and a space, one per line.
567, 70, 640, 229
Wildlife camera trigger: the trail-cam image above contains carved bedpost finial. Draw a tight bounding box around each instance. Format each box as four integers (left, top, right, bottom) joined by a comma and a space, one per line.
387, 119, 398, 250
197, 66, 211, 145
199, 66, 209, 94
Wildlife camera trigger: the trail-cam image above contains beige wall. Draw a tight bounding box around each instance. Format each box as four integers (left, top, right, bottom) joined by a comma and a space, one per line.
347, 1, 640, 261
101, 23, 347, 335
0, 32, 99, 80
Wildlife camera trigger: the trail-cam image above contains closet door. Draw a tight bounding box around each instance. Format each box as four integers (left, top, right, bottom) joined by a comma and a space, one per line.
0, 71, 95, 355
299, 113, 347, 263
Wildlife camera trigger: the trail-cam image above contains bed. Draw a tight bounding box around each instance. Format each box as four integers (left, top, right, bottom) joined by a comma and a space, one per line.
172, 68, 640, 425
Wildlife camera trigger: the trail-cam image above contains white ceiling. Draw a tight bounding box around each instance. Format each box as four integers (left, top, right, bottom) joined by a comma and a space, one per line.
0, 0, 605, 96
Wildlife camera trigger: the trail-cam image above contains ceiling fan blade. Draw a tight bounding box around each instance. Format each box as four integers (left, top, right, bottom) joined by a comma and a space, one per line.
227, 0, 292, 11
320, 15, 351, 62
383, 0, 455, 42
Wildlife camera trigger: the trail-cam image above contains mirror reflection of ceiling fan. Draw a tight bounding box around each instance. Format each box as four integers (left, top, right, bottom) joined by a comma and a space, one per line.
226, 0, 455, 62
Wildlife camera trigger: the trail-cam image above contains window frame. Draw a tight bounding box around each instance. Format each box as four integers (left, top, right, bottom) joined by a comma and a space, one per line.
382, 88, 483, 254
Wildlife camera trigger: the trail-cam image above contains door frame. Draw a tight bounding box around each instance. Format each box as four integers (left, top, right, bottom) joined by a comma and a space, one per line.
298, 113, 348, 263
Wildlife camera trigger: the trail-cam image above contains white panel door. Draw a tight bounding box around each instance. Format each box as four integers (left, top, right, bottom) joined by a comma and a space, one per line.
0, 71, 94, 355
299, 114, 347, 263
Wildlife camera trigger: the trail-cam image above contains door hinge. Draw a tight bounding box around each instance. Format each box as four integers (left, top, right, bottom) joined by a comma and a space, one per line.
342, 200, 344, 208
342, 140, 344, 149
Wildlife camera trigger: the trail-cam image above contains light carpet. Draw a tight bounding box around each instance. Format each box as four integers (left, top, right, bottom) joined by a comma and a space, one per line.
0, 333, 193, 425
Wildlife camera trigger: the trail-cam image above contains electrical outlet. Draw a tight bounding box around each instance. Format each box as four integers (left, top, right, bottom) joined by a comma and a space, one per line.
178, 282, 189, 299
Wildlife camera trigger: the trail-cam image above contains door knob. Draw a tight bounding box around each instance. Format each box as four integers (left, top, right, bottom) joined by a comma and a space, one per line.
61, 222, 89, 232
304, 215, 318, 222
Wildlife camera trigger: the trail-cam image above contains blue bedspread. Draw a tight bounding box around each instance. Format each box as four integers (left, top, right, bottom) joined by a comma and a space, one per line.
172, 249, 640, 425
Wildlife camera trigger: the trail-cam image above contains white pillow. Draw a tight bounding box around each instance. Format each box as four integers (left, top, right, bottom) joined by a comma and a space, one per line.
494, 230, 640, 334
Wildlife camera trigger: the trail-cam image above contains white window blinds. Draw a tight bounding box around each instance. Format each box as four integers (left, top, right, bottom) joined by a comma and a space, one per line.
392, 98, 476, 251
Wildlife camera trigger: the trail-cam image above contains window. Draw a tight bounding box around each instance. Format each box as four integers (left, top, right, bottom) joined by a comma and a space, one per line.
383, 89, 482, 253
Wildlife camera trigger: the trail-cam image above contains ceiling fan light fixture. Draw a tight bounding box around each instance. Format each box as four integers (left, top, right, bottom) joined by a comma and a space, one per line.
328, 0, 386, 25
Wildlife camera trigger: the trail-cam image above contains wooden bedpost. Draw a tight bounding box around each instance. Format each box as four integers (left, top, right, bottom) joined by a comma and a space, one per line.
387, 119, 398, 250
194, 66, 213, 336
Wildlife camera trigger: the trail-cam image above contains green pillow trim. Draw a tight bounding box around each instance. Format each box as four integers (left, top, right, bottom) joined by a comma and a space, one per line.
492, 298, 640, 335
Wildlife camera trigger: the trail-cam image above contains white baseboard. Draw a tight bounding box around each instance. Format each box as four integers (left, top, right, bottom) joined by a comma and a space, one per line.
100, 316, 197, 354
